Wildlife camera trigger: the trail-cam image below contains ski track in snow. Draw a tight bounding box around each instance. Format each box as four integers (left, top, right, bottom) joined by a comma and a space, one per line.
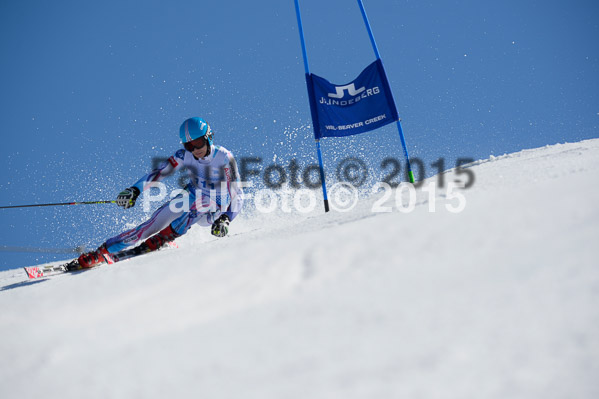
1, 139, 599, 398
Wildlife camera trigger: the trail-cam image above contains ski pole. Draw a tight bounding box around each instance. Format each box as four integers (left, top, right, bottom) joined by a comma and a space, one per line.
0, 200, 116, 209
0, 245, 88, 254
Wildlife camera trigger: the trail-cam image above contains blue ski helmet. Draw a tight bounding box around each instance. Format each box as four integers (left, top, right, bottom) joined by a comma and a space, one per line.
179, 117, 213, 146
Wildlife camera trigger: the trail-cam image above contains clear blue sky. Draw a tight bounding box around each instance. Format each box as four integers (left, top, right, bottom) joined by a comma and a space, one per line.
1, 0, 598, 270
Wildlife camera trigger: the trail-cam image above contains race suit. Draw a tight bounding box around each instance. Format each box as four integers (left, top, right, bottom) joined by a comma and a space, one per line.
104, 145, 244, 253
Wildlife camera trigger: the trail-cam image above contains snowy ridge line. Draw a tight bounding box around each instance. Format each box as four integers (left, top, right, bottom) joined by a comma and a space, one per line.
456, 139, 598, 169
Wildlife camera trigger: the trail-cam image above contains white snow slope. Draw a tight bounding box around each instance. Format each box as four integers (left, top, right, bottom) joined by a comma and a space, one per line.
1, 139, 599, 399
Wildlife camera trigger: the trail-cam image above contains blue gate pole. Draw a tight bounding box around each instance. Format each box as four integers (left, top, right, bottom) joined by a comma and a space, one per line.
294, 0, 330, 212
357, 0, 415, 183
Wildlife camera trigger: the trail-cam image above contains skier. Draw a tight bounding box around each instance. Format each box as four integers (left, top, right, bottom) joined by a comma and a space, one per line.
77, 117, 244, 268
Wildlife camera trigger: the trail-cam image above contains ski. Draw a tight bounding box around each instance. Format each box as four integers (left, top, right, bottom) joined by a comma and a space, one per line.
23, 260, 80, 278
23, 241, 177, 279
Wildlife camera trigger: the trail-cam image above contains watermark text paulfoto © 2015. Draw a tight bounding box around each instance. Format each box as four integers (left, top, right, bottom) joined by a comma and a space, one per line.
140, 181, 468, 214
151, 156, 476, 190
143, 156, 476, 214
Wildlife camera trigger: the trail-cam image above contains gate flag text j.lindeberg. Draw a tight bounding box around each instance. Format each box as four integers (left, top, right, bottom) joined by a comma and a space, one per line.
307, 59, 399, 139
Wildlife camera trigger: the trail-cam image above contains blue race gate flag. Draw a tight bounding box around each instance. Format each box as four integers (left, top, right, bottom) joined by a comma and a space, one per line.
294, 0, 416, 212
306, 59, 399, 139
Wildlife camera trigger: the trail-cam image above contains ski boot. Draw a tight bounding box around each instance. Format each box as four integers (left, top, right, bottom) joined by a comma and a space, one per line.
78, 244, 112, 269
144, 225, 180, 251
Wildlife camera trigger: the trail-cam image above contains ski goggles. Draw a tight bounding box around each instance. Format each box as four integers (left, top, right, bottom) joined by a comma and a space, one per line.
184, 136, 208, 151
